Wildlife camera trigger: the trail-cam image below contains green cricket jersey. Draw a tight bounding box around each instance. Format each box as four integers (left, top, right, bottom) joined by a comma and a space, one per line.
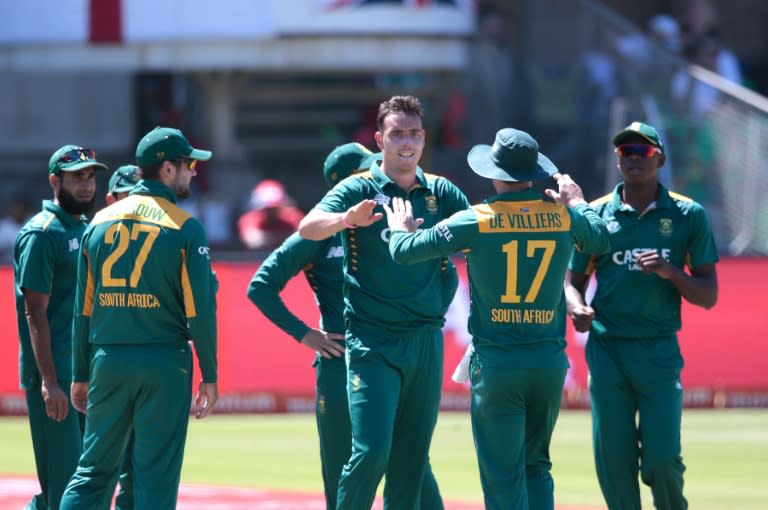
569, 183, 719, 338
14, 200, 88, 389
315, 163, 469, 334
390, 190, 610, 367
72, 180, 217, 382
247, 231, 460, 340
247, 232, 346, 339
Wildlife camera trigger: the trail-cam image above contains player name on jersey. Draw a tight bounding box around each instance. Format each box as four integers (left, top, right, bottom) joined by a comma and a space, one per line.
477, 205, 571, 233
99, 292, 161, 308
490, 307, 555, 324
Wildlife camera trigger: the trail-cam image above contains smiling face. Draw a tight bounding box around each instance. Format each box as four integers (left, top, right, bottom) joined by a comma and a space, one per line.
615, 134, 665, 186
375, 112, 425, 176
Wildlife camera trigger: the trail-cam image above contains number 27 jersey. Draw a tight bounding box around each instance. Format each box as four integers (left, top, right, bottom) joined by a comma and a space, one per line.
72, 180, 217, 382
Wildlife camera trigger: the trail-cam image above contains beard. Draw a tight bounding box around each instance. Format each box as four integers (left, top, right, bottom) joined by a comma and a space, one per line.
57, 186, 95, 216
176, 186, 190, 200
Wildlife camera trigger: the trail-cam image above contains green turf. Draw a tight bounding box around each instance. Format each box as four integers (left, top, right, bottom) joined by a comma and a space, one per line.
1, 409, 766, 508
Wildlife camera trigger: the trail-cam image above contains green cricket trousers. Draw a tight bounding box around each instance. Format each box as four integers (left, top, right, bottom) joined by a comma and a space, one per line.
24, 381, 83, 510
469, 353, 566, 510
587, 335, 687, 510
60, 343, 193, 510
316, 344, 444, 510
336, 329, 444, 510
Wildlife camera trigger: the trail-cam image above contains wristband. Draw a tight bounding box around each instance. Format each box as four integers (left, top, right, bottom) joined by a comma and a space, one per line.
341, 212, 357, 229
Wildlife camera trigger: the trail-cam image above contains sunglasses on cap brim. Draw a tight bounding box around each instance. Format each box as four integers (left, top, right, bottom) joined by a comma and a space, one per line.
58, 148, 97, 164
615, 144, 661, 158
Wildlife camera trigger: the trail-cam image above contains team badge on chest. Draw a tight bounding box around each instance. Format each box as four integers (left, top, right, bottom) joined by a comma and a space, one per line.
424, 195, 438, 214
659, 218, 673, 236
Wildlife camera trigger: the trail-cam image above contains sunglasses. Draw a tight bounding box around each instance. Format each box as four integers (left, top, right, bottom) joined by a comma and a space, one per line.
615, 144, 660, 158
58, 148, 97, 164
178, 157, 198, 171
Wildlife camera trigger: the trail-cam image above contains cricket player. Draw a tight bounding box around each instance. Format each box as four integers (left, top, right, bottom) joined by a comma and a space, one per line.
60, 126, 218, 509
14, 145, 107, 510
299, 96, 470, 509
565, 121, 719, 510
248, 142, 453, 509
384, 127, 611, 510
106, 164, 141, 205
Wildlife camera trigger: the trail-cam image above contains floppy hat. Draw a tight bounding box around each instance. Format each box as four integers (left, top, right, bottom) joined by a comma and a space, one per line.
612, 121, 664, 153
135, 126, 212, 167
48, 145, 108, 175
323, 143, 375, 187
108, 165, 141, 194
467, 128, 558, 182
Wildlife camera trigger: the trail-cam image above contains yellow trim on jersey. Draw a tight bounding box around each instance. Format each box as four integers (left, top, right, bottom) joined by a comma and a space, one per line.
473, 201, 571, 233
83, 249, 95, 317
589, 193, 613, 207
669, 191, 694, 203
41, 212, 56, 230
90, 195, 192, 230
180, 249, 196, 318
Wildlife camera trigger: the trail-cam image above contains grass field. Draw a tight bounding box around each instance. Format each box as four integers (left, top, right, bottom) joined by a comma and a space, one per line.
1, 409, 766, 508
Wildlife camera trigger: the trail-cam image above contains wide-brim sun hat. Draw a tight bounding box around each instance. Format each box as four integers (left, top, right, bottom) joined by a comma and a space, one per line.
467, 128, 558, 182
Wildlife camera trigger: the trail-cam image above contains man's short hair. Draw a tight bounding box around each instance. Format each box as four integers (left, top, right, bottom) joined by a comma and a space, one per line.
376, 95, 423, 130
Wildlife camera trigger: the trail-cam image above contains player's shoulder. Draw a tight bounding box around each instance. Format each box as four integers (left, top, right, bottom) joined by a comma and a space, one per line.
338, 170, 375, 187
588, 193, 613, 210
666, 190, 706, 216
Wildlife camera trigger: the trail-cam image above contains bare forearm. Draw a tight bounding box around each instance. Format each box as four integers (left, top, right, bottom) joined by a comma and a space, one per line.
298, 209, 347, 241
667, 268, 718, 309
26, 310, 58, 384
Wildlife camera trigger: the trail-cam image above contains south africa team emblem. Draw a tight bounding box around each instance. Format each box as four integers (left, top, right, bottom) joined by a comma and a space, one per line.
425, 195, 438, 214
659, 218, 673, 236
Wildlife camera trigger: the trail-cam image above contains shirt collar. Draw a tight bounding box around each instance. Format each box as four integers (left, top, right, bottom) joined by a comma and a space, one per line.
612, 182, 674, 213
369, 160, 428, 191
42, 200, 86, 228
129, 179, 178, 203
484, 189, 542, 204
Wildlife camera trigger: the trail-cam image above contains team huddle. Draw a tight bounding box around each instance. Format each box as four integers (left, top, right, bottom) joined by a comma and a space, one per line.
15, 95, 718, 510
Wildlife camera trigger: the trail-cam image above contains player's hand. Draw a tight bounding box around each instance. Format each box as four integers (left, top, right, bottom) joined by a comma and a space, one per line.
70, 382, 89, 414
194, 381, 218, 419
383, 197, 424, 233
343, 199, 384, 228
300, 329, 345, 359
569, 304, 595, 333
545, 173, 587, 208
41, 380, 69, 421
636, 249, 677, 279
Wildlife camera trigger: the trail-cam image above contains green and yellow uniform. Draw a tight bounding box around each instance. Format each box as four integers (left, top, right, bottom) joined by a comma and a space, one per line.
62, 180, 217, 509
570, 183, 719, 510
314, 162, 469, 510
14, 200, 87, 510
247, 229, 456, 509
390, 190, 610, 510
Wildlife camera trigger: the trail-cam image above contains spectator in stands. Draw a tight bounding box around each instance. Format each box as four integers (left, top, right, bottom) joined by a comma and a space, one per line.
461, 6, 530, 147
672, 0, 742, 118
238, 179, 305, 251
0, 196, 31, 264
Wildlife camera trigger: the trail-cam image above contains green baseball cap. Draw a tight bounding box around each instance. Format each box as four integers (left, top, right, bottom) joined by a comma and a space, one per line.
108, 165, 141, 194
48, 145, 108, 175
323, 143, 376, 187
612, 121, 664, 153
135, 126, 212, 167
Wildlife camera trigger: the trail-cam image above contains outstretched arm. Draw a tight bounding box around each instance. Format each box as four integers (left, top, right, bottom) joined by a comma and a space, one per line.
298, 200, 383, 241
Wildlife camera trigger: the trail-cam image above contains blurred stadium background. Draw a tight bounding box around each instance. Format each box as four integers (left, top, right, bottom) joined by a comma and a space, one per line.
1, 0, 767, 506
0, 0, 766, 413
